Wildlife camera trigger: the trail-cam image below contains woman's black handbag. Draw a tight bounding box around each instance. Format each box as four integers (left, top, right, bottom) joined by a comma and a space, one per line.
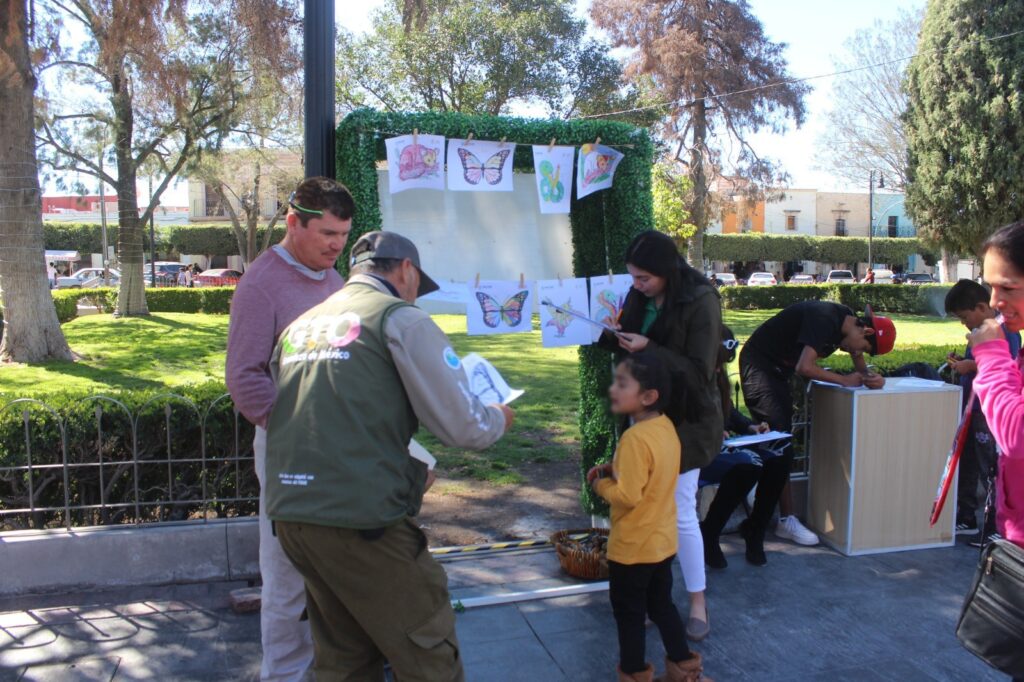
955, 538, 1024, 676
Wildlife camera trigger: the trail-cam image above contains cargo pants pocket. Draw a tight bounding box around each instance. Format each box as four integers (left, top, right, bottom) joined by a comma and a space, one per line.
405, 604, 463, 681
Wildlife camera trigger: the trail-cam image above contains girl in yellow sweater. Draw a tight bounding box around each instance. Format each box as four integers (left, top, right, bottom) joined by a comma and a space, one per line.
589, 352, 711, 682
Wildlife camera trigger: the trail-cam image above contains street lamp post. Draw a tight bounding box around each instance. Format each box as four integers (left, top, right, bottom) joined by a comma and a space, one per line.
303, 0, 336, 179
868, 170, 885, 270
148, 175, 157, 287
98, 149, 109, 287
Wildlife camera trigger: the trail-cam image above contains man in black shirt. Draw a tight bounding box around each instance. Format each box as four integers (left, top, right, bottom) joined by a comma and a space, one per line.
736, 301, 896, 564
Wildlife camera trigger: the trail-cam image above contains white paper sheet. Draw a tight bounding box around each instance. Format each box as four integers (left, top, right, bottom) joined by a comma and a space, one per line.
588, 273, 633, 342
538, 278, 594, 348
576, 143, 624, 199
385, 134, 446, 193
447, 139, 515, 192
420, 280, 470, 307
467, 280, 533, 335
532, 145, 574, 213
462, 353, 524, 405
723, 431, 793, 448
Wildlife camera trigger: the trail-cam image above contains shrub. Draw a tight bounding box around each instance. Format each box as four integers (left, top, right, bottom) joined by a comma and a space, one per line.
0, 382, 257, 530
704, 232, 940, 264
51, 286, 234, 322
721, 283, 952, 314
164, 224, 285, 256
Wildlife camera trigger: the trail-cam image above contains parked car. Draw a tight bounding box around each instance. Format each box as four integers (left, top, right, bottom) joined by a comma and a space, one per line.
871, 268, 895, 284
55, 268, 121, 289
144, 261, 187, 286
903, 272, 937, 285
747, 272, 778, 286
789, 274, 815, 285
193, 268, 242, 287
712, 273, 738, 287
825, 269, 856, 284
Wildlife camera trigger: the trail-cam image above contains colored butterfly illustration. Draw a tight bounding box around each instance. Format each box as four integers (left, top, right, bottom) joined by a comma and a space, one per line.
543, 298, 579, 337
471, 363, 505, 405
476, 290, 529, 328
458, 148, 511, 186
539, 160, 565, 203
594, 289, 625, 327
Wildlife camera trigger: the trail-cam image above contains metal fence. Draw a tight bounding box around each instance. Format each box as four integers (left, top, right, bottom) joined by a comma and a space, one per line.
0, 393, 258, 531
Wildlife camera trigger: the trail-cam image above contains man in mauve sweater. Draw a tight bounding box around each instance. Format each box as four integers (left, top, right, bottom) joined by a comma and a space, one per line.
226, 177, 353, 682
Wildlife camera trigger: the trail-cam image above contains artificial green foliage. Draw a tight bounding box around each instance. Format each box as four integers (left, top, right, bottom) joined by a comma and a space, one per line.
904, 0, 1024, 255
720, 283, 952, 315
336, 108, 655, 514
705, 233, 938, 264
51, 287, 236, 322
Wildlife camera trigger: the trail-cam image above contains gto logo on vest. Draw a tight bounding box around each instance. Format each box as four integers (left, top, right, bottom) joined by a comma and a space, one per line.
280, 312, 362, 365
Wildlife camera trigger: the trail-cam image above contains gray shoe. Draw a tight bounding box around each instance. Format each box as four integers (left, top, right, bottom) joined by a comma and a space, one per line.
686, 610, 710, 642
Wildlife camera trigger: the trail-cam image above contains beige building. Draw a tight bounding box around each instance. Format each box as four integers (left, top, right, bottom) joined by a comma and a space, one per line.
816, 192, 870, 238
187, 149, 302, 222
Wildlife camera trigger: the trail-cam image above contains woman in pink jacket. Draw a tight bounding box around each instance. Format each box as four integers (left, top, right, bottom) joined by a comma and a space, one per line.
969, 219, 1024, 549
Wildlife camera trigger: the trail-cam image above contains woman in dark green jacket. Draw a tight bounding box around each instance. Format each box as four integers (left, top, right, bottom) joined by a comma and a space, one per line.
599, 230, 724, 642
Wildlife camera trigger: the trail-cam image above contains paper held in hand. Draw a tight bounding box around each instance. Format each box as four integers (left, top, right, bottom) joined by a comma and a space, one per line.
462, 353, 524, 405
723, 431, 792, 448
540, 298, 619, 334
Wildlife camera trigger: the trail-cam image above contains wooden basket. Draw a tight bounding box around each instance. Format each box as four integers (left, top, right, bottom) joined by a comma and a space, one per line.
550, 528, 610, 580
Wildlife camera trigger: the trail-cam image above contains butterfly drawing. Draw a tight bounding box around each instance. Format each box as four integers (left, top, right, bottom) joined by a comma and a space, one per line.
594, 289, 625, 327
475, 290, 529, 328
544, 299, 578, 337
458, 148, 511, 186
471, 363, 505, 405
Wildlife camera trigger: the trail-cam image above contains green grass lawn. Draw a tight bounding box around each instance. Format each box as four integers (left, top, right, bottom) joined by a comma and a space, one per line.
0, 309, 971, 483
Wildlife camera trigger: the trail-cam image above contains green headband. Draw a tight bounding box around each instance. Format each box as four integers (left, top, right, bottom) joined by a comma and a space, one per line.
288, 191, 323, 216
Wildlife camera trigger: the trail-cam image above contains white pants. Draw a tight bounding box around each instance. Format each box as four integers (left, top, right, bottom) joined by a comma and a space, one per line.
675, 469, 705, 593
254, 427, 314, 682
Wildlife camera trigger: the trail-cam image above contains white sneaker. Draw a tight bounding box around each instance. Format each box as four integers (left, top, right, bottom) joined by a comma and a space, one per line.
775, 515, 819, 546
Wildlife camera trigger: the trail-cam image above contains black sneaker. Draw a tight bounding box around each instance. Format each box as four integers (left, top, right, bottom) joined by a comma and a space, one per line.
955, 519, 979, 536
968, 532, 1002, 548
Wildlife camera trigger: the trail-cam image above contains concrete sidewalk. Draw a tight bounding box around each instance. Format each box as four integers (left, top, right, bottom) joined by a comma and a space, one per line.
0, 533, 1004, 681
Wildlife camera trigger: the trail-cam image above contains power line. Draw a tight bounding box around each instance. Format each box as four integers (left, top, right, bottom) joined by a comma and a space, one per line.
576, 26, 1024, 121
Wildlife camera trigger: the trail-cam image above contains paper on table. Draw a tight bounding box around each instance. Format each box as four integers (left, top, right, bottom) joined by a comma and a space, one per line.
540, 298, 619, 334
723, 431, 792, 447
462, 353, 524, 405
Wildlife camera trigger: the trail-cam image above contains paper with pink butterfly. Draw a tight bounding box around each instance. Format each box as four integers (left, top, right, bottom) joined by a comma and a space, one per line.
538, 278, 592, 348
447, 139, 515, 192
467, 280, 533, 336
576, 143, 624, 199
385, 134, 446, 194
588, 273, 633, 342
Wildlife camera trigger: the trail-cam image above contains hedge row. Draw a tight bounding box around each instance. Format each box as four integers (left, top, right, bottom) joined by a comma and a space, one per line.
720, 283, 952, 314
163, 224, 285, 256
704, 233, 939, 265
0, 382, 257, 529
42, 222, 256, 257
52, 287, 235, 323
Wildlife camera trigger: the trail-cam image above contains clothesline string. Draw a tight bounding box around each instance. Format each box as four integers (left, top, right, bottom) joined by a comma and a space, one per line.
356, 128, 637, 151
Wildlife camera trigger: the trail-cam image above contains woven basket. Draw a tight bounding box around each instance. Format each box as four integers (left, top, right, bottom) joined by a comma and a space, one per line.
550, 528, 610, 580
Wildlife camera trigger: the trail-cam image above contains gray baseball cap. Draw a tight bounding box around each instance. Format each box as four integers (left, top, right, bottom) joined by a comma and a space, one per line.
349, 231, 439, 297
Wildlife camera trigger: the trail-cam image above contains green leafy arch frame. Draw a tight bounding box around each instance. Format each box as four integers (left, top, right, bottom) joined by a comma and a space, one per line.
336, 108, 655, 513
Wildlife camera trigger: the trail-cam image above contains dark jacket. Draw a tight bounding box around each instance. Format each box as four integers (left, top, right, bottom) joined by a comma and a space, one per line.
600, 275, 724, 473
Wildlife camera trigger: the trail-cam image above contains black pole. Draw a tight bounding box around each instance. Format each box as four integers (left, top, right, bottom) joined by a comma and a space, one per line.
304, 0, 336, 179
149, 175, 157, 287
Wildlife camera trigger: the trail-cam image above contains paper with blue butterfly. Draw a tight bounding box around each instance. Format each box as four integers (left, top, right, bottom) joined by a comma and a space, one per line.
538, 278, 593, 348
532, 145, 574, 214
467, 280, 533, 336
462, 353, 524, 405
447, 139, 515, 192
588, 273, 633, 342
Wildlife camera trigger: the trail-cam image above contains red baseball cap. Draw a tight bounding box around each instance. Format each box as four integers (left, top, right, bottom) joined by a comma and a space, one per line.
863, 305, 896, 355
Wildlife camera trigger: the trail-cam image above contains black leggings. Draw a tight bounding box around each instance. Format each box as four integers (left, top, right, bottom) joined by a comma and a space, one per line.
739, 357, 797, 530
608, 556, 691, 673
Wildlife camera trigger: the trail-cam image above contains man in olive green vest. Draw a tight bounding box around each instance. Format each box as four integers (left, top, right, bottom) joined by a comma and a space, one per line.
266, 231, 513, 681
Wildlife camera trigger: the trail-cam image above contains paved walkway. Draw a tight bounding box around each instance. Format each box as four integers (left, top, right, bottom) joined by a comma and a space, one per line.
0, 533, 1003, 681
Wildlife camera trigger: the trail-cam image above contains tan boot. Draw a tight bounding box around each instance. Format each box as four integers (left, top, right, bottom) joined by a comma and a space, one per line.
654, 653, 713, 682
617, 663, 655, 681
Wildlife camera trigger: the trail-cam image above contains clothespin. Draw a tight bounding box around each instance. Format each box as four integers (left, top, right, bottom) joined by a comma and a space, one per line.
499, 136, 508, 148
548, 138, 557, 153
594, 136, 601, 147
464, 132, 474, 146
413, 128, 419, 145
474, 273, 480, 288
608, 269, 614, 284
519, 273, 526, 289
